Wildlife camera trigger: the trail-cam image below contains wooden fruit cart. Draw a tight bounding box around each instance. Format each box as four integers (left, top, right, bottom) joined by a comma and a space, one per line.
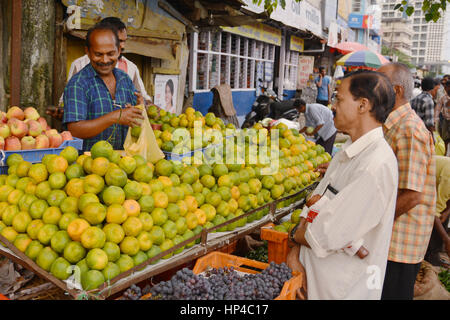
0, 182, 318, 300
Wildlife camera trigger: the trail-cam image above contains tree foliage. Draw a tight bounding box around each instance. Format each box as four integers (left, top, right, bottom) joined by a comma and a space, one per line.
394, 0, 449, 22
254, 0, 449, 22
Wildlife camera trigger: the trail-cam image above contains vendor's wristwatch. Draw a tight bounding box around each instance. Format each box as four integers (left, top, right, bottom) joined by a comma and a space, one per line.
289, 222, 301, 245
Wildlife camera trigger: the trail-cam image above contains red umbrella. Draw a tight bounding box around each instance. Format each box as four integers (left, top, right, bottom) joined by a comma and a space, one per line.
332, 41, 370, 54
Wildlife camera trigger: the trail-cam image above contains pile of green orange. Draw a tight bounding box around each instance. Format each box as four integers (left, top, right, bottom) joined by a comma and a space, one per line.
0, 142, 206, 291
272, 209, 302, 234
0, 119, 330, 292
148, 106, 236, 153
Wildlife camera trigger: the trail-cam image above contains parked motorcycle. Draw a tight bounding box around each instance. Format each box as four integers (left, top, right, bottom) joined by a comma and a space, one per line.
241, 81, 298, 128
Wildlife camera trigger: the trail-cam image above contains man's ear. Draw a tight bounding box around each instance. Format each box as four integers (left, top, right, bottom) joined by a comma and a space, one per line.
359, 98, 370, 114
84, 46, 89, 56
393, 85, 404, 100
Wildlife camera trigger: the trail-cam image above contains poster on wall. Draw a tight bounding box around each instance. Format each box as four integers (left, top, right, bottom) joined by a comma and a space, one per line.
264, 62, 273, 82
297, 56, 315, 90
154, 74, 178, 114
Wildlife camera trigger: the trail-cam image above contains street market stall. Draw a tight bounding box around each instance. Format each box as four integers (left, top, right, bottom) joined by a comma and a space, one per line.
0, 104, 327, 300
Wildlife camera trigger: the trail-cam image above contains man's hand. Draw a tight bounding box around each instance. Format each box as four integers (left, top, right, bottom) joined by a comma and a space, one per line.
315, 162, 329, 177
118, 105, 144, 127
134, 91, 144, 106
286, 245, 307, 300
46, 106, 64, 121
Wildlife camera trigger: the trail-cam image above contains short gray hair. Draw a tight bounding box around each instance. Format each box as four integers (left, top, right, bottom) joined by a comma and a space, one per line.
384, 63, 414, 101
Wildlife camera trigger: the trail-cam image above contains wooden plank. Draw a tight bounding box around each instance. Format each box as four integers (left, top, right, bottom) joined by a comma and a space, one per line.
52, 1, 67, 107
11, 282, 56, 300
151, 67, 180, 75
9, 0, 21, 106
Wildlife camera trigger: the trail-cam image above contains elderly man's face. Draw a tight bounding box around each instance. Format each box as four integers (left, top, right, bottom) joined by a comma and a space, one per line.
86, 29, 120, 76
331, 77, 360, 133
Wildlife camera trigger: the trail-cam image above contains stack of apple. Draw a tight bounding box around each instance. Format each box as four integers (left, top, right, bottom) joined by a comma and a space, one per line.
0, 106, 73, 151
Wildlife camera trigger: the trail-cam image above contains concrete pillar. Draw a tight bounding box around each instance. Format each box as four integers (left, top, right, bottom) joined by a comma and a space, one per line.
20, 0, 55, 115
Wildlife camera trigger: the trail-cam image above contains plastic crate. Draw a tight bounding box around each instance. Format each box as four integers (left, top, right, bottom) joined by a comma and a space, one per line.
0, 138, 83, 174
0, 293, 9, 300
260, 223, 290, 264
194, 251, 302, 300
137, 251, 303, 300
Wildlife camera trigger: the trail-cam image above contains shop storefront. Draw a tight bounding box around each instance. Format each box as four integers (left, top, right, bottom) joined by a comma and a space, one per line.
189, 23, 280, 124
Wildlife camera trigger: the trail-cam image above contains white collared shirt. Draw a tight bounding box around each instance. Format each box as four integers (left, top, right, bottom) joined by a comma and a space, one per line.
59, 54, 152, 105
299, 127, 398, 300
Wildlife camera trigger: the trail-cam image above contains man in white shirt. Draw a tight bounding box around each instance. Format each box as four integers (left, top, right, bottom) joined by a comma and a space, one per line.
287, 70, 399, 300
56, 17, 151, 108
294, 99, 337, 155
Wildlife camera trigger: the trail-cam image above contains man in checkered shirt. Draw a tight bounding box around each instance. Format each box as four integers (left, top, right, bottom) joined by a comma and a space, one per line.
63, 23, 144, 151
410, 77, 440, 135
378, 63, 436, 300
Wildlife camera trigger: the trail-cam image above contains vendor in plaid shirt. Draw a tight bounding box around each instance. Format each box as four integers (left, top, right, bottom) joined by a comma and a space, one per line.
410, 77, 440, 135
63, 23, 144, 151
378, 63, 436, 300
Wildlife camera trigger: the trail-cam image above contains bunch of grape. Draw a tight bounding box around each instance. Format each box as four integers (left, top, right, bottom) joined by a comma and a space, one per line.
122, 284, 142, 300
149, 262, 292, 300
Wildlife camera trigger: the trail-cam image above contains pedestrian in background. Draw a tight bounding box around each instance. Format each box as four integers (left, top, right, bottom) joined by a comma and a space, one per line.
410, 77, 441, 136
315, 67, 332, 107
435, 77, 450, 156
294, 99, 337, 155
378, 62, 436, 300
424, 155, 450, 266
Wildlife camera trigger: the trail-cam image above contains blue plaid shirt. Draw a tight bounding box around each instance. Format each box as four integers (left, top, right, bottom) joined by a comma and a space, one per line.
63, 63, 137, 151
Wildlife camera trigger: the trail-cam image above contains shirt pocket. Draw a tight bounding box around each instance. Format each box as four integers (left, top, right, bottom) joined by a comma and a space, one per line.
331, 254, 368, 299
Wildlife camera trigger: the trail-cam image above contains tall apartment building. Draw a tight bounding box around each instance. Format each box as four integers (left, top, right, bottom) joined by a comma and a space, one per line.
381, 0, 447, 67
380, 0, 413, 57
409, 0, 446, 66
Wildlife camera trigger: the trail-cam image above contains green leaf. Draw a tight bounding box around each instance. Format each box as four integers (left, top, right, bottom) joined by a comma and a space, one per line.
394, 4, 402, 10
405, 6, 415, 16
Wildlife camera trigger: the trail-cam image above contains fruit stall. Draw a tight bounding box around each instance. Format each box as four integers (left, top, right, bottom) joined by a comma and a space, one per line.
0, 106, 329, 300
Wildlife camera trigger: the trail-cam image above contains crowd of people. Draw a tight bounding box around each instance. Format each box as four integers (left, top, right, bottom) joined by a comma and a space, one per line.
44, 14, 450, 300
287, 63, 450, 300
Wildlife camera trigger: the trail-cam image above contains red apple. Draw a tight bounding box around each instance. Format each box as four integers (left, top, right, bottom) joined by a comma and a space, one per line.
0, 112, 8, 123
21, 136, 36, 150
27, 120, 43, 137
0, 123, 10, 139
37, 117, 48, 130
35, 134, 50, 149
4, 136, 21, 151
6, 106, 25, 120
8, 118, 28, 139
0, 137, 4, 150
61, 131, 73, 141
24, 107, 40, 121
48, 133, 63, 148
45, 129, 58, 137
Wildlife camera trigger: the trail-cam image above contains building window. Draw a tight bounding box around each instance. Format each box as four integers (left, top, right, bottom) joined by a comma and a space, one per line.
353, 0, 361, 13
192, 31, 276, 92
284, 49, 299, 90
